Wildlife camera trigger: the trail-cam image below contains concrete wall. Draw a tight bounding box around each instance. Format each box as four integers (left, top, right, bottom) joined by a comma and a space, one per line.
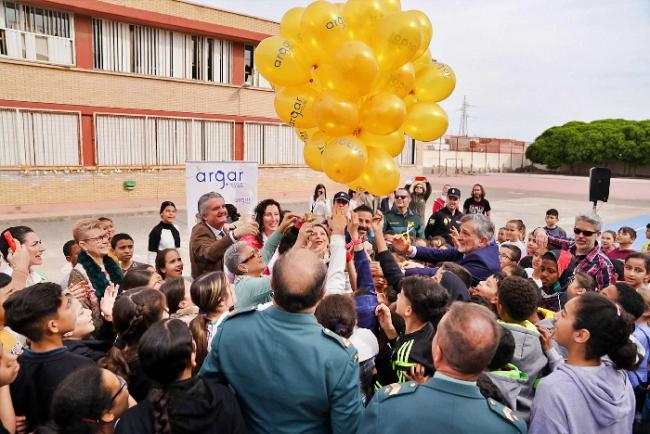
422, 149, 525, 175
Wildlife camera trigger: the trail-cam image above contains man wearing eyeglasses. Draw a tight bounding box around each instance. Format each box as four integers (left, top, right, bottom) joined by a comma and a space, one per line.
534, 213, 615, 290
383, 189, 424, 240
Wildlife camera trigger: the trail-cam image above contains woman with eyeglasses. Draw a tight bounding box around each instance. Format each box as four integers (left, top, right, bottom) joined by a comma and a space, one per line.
0, 226, 47, 286
115, 319, 245, 434
309, 184, 331, 220
67, 220, 123, 315
36, 365, 132, 434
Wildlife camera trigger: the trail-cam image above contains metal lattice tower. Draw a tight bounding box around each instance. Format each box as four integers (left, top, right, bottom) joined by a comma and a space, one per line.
458, 96, 471, 137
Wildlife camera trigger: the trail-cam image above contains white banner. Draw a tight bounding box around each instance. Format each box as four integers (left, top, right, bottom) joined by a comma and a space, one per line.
185, 161, 259, 235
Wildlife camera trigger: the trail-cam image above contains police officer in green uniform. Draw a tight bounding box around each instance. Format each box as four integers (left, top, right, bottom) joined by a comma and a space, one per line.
360, 302, 527, 434
383, 188, 425, 239
200, 247, 362, 434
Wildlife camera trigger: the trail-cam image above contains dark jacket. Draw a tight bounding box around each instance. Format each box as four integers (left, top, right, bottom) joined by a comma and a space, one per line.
412, 243, 501, 286
10, 347, 93, 432
64, 338, 112, 362
424, 206, 464, 244
353, 250, 378, 331
115, 376, 246, 434
189, 222, 235, 279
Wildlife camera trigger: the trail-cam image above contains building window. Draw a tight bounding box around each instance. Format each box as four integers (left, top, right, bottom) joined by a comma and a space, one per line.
244, 123, 303, 165
0, 108, 80, 166
95, 114, 233, 166
0, 2, 74, 65
92, 18, 232, 84
244, 45, 253, 84
397, 137, 417, 165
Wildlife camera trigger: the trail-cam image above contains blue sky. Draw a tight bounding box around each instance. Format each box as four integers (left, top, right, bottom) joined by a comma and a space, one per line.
195, 0, 650, 142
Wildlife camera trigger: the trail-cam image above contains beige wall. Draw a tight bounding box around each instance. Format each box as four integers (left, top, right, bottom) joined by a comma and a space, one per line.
422, 149, 525, 175
0, 61, 277, 119
0, 166, 426, 212
100, 0, 279, 35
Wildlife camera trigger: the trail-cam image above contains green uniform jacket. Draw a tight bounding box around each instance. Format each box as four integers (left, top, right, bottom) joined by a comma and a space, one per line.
383, 209, 424, 239
200, 306, 363, 434
359, 373, 527, 434
233, 230, 283, 311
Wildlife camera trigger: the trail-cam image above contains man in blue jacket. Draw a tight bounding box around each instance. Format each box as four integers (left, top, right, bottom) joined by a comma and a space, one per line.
393, 214, 501, 285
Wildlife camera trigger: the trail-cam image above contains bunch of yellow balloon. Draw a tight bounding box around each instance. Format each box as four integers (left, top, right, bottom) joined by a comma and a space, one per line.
255, 0, 455, 196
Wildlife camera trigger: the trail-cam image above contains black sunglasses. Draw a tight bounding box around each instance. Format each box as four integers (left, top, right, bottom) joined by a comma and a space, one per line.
574, 227, 597, 237
395, 195, 409, 199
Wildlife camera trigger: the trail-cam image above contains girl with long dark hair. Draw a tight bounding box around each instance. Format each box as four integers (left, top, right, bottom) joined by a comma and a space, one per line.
148, 201, 181, 265
115, 319, 246, 434
530, 293, 637, 434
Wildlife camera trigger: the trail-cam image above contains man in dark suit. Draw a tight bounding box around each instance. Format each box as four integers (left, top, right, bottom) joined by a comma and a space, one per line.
190, 192, 258, 279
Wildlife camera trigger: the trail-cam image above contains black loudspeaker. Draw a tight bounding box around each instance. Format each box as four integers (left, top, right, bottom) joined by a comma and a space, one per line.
589, 167, 611, 204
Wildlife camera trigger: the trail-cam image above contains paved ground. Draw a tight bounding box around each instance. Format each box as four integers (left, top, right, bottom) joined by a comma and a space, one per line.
2, 173, 649, 282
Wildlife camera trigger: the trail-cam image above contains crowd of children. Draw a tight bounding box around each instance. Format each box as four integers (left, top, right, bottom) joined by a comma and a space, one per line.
0, 188, 649, 434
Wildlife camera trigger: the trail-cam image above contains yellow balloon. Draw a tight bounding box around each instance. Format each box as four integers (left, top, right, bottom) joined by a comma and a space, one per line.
343, 0, 399, 43
360, 92, 406, 135
254, 36, 311, 87
350, 146, 400, 196
412, 48, 432, 72
274, 86, 319, 129
296, 127, 319, 143
348, 176, 370, 193
406, 10, 432, 60
323, 135, 368, 183
280, 7, 305, 43
414, 61, 456, 102
403, 102, 448, 141
304, 132, 329, 172
300, 1, 349, 65
376, 62, 415, 98
359, 129, 405, 157
403, 93, 418, 108
371, 11, 422, 71
313, 94, 360, 136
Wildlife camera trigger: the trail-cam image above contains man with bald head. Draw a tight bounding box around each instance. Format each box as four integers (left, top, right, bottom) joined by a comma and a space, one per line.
359, 302, 526, 434
200, 248, 363, 433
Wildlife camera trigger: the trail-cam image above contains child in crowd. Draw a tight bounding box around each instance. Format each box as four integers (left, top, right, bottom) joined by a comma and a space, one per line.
496, 276, 561, 419
543, 209, 566, 238
643, 223, 650, 253
0, 340, 19, 434
566, 271, 597, 299
471, 272, 505, 307
160, 277, 198, 325
155, 248, 184, 280
502, 219, 527, 258
100, 287, 167, 402
38, 365, 131, 434
499, 244, 522, 270
601, 283, 650, 410
115, 319, 246, 434
529, 293, 637, 434
497, 227, 508, 244
374, 276, 448, 386
120, 266, 162, 292
111, 233, 143, 274
427, 235, 447, 249
608, 226, 637, 261
623, 252, 650, 290
600, 230, 617, 255
502, 264, 528, 279
538, 250, 576, 312
63, 291, 116, 362
316, 294, 379, 405
189, 271, 234, 372
485, 326, 528, 412
4, 283, 93, 432
60, 240, 80, 287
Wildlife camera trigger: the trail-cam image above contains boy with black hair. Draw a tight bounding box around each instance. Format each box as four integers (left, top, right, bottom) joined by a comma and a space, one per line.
3, 282, 93, 432
374, 276, 449, 387
499, 244, 522, 269
643, 223, 650, 254
544, 209, 566, 238
496, 276, 561, 420
111, 233, 144, 273
608, 226, 638, 261
60, 240, 80, 288
485, 326, 528, 411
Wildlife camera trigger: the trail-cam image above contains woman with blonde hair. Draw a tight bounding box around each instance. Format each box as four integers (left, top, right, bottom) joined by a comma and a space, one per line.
69, 219, 123, 302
